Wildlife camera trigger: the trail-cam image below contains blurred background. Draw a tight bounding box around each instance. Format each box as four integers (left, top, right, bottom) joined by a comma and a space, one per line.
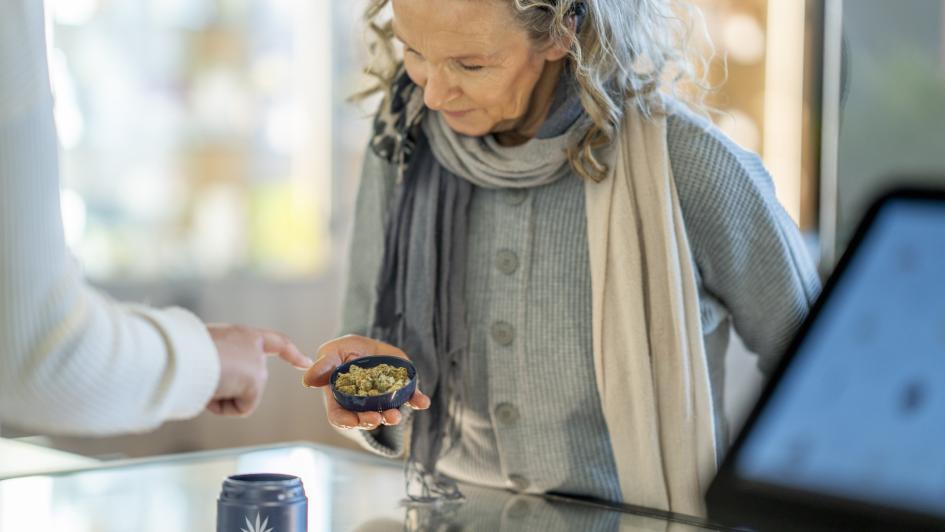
6, 0, 944, 460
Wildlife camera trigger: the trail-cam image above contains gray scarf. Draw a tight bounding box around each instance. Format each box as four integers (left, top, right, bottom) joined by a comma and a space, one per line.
421, 102, 587, 189
370, 66, 587, 502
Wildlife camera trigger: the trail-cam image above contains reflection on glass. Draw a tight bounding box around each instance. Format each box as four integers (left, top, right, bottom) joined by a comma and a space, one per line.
0, 445, 402, 531
0, 444, 723, 531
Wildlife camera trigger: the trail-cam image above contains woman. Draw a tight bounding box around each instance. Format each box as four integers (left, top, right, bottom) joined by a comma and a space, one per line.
305, 0, 820, 515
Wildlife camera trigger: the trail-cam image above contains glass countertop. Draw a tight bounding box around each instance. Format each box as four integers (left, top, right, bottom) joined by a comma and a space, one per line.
0, 442, 726, 531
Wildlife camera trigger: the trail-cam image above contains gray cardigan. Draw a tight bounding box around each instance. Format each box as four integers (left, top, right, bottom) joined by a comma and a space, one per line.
338, 104, 821, 502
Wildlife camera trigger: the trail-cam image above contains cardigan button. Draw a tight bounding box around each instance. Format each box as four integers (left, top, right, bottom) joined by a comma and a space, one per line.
491, 322, 515, 346
495, 402, 520, 425
503, 189, 528, 206
495, 249, 519, 275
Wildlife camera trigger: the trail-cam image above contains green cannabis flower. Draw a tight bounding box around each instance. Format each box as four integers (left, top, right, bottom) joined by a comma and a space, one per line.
335, 363, 409, 396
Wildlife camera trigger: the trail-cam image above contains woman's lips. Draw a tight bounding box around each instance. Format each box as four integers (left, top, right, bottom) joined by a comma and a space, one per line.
443, 109, 472, 119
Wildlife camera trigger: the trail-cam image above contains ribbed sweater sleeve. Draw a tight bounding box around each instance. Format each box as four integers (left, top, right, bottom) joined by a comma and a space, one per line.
668, 109, 822, 377
0, 0, 220, 436
336, 148, 407, 455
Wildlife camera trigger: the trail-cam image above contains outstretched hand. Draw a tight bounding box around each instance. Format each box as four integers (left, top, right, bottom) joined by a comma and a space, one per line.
304, 335, 430, 430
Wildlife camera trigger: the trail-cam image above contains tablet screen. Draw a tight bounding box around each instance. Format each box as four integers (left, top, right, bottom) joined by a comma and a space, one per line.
735, 198, 945, 517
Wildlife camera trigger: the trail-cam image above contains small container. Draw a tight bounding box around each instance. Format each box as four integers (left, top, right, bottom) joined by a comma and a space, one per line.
329, 355, 418, 412
217, 473, 307, 532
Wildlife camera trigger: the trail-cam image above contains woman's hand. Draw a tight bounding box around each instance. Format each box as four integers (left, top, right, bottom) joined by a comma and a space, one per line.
303, 335, 430, 430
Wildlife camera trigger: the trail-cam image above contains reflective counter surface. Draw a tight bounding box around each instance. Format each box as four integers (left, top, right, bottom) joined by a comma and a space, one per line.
0, 442, 729, 531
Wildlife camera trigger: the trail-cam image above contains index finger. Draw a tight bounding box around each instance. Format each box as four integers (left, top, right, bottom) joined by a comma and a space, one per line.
260, 330, 314, 370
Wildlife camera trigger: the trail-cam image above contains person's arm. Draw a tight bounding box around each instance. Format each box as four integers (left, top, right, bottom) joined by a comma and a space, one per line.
338, 147, 393, 339
0, 1, 309, 435
668, 111, 822, 378
307, 147, 426, 457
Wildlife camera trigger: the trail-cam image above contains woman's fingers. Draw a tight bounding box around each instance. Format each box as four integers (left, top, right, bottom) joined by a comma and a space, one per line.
381, 408, 403, 425
304, 335, 412, 388
407, 388, 431, 410
324, 390, 394, 431
303, 352, 342, 388
324, 391, 411, 430
325, 392, 361, 429
356, 411, 384, 430
304, 335, 376, 387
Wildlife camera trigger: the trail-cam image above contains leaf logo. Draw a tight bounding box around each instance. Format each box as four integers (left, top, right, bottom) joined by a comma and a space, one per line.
241, 512, 274, 532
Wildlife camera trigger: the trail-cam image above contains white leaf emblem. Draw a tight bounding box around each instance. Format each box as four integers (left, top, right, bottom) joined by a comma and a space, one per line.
240, 512, 273, 532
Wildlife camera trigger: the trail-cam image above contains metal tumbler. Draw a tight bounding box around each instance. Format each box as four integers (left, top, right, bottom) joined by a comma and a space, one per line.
217, 473, 307, 532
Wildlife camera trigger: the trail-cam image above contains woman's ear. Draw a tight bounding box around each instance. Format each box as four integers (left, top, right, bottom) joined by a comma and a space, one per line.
542, 7, 584, 62
544, 41, 570, 61
542, 28, 575, 61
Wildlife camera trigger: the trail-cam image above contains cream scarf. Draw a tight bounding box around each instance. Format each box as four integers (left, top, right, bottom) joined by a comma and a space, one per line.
585, 102, 717, 516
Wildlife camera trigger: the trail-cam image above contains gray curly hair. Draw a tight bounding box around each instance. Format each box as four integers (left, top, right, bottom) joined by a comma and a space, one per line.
358, 0, 713, 181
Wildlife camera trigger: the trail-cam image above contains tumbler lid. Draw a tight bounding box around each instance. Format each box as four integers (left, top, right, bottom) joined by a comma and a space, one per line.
218, 473, 307, 506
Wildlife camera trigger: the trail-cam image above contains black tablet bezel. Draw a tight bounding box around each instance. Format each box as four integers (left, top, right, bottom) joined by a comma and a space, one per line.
706, 186, 945, 531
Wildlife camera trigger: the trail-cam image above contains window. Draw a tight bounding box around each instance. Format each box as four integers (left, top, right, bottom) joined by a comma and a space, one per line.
48, 0, 360, 280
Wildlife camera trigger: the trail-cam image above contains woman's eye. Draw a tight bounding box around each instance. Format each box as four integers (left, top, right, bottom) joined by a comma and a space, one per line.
459, 63, 483, 72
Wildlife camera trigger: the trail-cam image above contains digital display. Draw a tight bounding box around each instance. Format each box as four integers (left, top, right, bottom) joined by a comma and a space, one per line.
736, 199, 945, 517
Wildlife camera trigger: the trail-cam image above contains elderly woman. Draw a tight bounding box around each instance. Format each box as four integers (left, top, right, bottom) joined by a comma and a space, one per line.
305, 0, 820, 515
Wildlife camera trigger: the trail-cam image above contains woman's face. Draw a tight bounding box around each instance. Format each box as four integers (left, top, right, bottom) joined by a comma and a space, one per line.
392, 0, 567, 137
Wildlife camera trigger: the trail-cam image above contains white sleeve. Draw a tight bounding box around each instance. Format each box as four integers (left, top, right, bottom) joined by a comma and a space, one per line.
0, 0, 221, 436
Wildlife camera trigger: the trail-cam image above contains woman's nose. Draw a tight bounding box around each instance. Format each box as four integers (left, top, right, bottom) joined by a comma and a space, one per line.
422, 68, 456, 111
